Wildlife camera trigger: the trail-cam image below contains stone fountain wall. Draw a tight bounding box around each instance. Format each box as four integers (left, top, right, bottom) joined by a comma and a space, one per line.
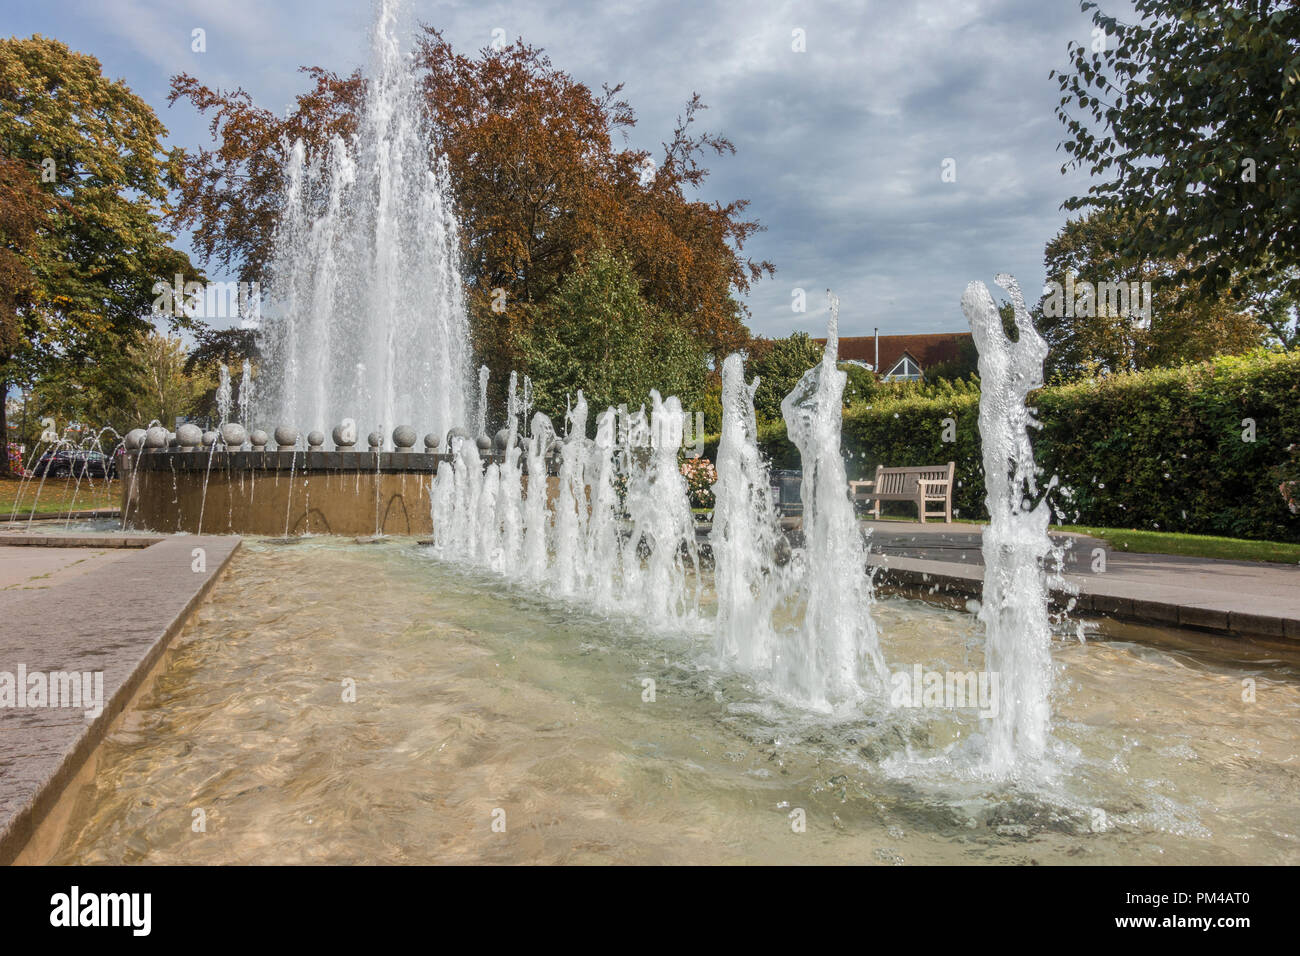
121, 449, 559, 537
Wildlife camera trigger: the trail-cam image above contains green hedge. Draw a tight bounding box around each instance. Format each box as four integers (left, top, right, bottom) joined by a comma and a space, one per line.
705, 350, 1300, 542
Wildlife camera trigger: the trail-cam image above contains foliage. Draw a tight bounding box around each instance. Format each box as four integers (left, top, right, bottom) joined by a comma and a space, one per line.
746, 332, 824, 425
1036, 210, 1263, 380
716, 349, 1300, 542
1053, 1, 1300, 314
923, 336, 980, 383
517, 251, 706, 421
23, 332, 212, 437
0, 36, 199, 368
169, 31, 773, 404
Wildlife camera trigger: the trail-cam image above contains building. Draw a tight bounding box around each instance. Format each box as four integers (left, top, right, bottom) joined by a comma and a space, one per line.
814, 332, 973, 382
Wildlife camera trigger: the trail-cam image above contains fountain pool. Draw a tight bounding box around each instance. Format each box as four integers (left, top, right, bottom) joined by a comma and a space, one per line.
19, 537, 1300, 865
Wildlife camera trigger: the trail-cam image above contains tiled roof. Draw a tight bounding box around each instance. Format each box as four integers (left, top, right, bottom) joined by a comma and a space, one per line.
815, 332, 971, 374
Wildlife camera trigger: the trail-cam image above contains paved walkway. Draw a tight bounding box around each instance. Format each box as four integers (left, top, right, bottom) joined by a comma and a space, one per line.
863, 520, 1300, 642
0, 535, 241, 863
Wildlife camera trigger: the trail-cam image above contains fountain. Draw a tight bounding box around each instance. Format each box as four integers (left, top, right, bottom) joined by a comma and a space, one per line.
961, 274, 1058, 776
256, 0, 471, 437
777, 292, 885, 708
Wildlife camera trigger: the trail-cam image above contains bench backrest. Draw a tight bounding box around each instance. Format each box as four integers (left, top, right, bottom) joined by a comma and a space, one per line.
873, 462, 954, 496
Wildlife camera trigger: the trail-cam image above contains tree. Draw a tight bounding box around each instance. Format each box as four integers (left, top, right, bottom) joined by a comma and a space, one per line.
1035, 210, 1262, 380
168, 67, 362, 285
169, 30, 773, 406
518, 250, 706, 420
417, 31, 770, 389
0, 154, 47, 472
0, 36, 198, 461
1053, 1, 1300, 313
746, 332, 824, 426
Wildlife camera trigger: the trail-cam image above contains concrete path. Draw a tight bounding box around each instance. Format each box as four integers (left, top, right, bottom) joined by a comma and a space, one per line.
0, 535, 241, 863
863, 520, 1300, 643
0, 546, 134, 591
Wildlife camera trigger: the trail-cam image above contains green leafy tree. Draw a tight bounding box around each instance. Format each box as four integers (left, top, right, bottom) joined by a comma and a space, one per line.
1053, 1, 1300, 314
519, 250, 706, 421
0, 36, 198, 459
746, 332, 823, 425
1036, 210, 1262, 380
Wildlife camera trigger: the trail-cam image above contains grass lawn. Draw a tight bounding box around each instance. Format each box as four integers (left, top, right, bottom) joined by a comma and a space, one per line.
1053, 525, 1300, 565
0, 475, 119, 517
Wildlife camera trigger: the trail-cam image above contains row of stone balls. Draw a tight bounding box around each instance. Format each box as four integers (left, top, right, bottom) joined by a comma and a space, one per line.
122, 423, 537, 455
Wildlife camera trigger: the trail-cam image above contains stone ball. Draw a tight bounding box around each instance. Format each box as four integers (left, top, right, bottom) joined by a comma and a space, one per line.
475, 434, 492, 452
201, 430, 219, 447
274, 426, 299, 448
307, 430, 325, 449
333, 419, 358, 448
493, 428, 511, 452
176, 424, 203, 448
124, 428, 147, 451
423, 433, 440, 452
367, 431, 383, 449
144, 426, 169, 449
220, 423, 247, 448
249, 429, 269, 448
546, 438, 564, 456
392, 425, 417, 449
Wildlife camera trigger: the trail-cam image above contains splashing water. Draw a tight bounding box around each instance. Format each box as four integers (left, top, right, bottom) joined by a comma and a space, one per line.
961, 273, 1055, 777
476, 366, 490, 438
779, 293, 885, 709
216, 365, 232, 426
258, 0, 471, 435
237, 360, 254, 428
710, 353, 784, 672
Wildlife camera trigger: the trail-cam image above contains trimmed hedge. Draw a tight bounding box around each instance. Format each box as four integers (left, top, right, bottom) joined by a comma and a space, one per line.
706, 350, 1300, 542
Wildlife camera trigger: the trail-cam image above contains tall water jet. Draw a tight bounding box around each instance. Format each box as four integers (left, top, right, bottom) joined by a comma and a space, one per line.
476, 366, 490, 438
780, 292, 884, 709
710, 353, 783, 671
259, 0, 471, 435
237, 360, 253, 427
216, 364, 232, 426
623, 391, 698, 627
961, 273, 1054, 776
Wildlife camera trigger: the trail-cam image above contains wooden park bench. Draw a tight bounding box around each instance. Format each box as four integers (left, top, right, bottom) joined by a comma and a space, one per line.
849, 462, 955, 523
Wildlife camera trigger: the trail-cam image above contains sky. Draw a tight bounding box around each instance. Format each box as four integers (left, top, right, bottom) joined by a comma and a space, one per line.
2, 0, 1120, 340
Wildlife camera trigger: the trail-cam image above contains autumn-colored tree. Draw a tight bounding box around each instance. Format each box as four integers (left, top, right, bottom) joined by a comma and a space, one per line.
168, 67, 363, 285
417, 30, 770, 388
169, 29, 773, 406
0, 155, 47, 472
0, 36, 199, 465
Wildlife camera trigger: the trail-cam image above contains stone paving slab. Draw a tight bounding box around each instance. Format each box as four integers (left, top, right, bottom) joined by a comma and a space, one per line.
0, 547, 134, 591
0, 535, 241, 864
0, 534, 162, 548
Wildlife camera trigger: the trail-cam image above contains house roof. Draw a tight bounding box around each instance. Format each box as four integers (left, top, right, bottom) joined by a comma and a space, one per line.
814, 332, 971, 374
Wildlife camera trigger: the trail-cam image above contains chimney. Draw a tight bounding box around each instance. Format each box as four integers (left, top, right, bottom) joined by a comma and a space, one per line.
874, 327, 879, 374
